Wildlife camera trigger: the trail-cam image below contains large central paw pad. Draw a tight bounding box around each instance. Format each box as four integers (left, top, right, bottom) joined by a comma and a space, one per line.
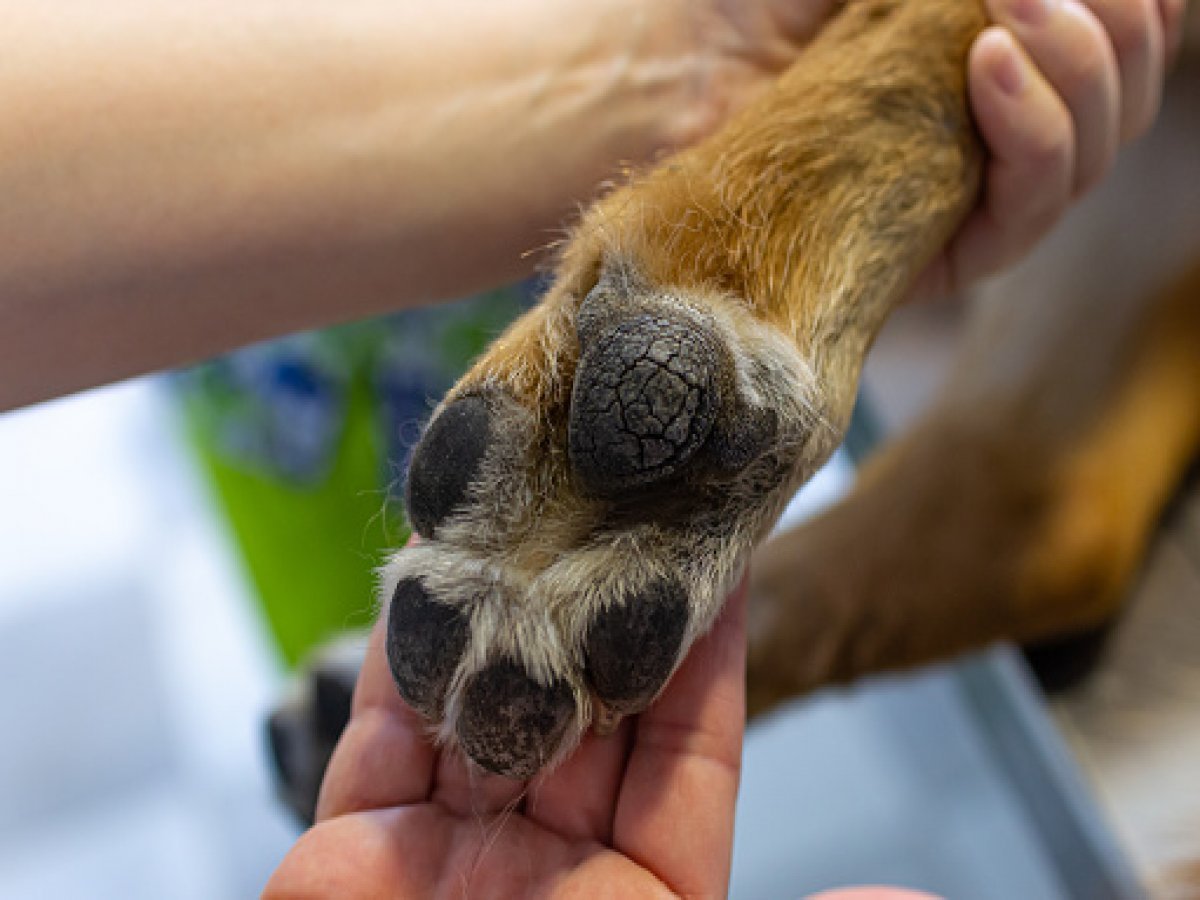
569, 309, 721, 495
384, 262, 817, 778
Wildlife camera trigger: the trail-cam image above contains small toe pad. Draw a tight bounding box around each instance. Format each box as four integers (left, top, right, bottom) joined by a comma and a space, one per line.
457, 660, 576, 779
405, 394, 493, 537
584, 578, 689, 713
386, 577, 471, 718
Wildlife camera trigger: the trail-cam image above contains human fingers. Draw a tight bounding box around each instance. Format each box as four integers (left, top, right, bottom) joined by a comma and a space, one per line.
988, 0, 1119, 195
761, 0, 844, 46
937, 27, 1073, 290
522, 717, 635, 845
1158, 0, 1188, 64
315, 603, 437, 820
429, 745, 530, 818
613, 576, 748, 897
1081, 0, 1168, 138
265, 808, 447, 899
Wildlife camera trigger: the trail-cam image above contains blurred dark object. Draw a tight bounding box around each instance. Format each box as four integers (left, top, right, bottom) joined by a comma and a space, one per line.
267, 634, 368, 825
1022, 622, 1120, 695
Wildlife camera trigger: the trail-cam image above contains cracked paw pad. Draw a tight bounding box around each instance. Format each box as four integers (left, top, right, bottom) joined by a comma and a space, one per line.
386, 577, 470, 719
456, 660, 577, 779
569, 311, 721, 495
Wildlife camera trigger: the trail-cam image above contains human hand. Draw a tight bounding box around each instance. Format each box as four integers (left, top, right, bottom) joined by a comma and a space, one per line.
264, 579, 749, 899
915, 0, 1189, 299
670, 0, 843, 145
681, 0, 1185, 301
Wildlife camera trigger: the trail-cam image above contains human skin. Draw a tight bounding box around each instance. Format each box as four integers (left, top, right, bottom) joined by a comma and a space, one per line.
1, 0, 1157, 894
267, 573, 950, 897
266, 578, 750, 898
265, 576, 946, 898
0, 0, 1182, 411
263, 4, 1182, 890
0, 0, 833, 410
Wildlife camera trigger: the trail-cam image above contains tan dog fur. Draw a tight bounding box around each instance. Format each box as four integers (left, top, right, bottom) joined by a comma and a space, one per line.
747, 21, 1200, 895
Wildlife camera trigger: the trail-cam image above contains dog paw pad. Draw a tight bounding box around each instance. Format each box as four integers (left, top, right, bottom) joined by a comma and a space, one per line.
570, 311, 720, 495
405, 394, 493, 537
456, 660, 577, 779
386, 577, 470, 719
584, 578, 689, 713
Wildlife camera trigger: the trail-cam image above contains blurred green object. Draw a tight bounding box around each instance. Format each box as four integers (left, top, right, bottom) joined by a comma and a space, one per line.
176, 286, 532, 667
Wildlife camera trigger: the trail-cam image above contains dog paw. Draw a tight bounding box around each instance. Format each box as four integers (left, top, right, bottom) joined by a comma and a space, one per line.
383, 260, 831, 779
376, 0, 991, 775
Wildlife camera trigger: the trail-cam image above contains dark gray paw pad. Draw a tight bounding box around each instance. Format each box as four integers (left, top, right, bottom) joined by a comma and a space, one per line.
405, 394, 492, 537
584, 579, 689, 713
386, 577, 470, 719
709, 404, 779, 473
456, 660, 576, 779
569, 313, 720, 495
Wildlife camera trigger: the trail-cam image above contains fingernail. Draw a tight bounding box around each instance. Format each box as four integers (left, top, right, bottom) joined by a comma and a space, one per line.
1010, 0, 1052, 26
992, 45, 1025, 96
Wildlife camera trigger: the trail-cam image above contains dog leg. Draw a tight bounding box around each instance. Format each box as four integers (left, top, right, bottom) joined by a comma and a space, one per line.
747, 61, 1200, 715
386, 0, 988, 777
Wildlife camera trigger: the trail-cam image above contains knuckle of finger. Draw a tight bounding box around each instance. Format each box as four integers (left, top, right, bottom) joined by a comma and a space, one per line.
1021, 201, 1067, 243
1160, 0, 1188, 61
1073, 154, 1112, 196
1161, 0, 1185, 23
1024, 116, 1074, 175
1058, 24, 1115, 98
1103, 0, 1158, 58
1123, 100, 1158, 141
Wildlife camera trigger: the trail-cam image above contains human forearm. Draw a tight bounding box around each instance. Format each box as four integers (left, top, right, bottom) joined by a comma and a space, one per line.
0, 0, 705, 409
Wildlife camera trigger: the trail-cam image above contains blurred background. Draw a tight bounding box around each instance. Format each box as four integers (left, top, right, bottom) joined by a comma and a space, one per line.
0, 293, 1178, 899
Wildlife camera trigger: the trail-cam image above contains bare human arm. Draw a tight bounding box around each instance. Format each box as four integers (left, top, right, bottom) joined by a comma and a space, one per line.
3, 0, 841, 409
0, 0, 1182, 411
